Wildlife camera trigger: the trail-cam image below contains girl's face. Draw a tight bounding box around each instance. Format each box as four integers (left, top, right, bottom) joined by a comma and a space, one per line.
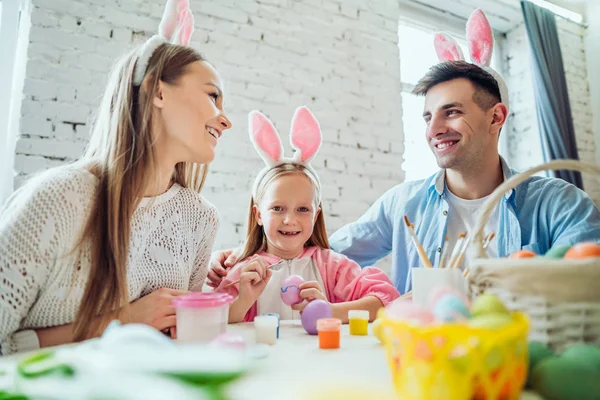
254, 173, 321, 259
153, 61, 232, 165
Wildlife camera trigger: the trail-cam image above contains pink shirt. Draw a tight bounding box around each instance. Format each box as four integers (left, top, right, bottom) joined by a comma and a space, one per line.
215, 246, 400, 321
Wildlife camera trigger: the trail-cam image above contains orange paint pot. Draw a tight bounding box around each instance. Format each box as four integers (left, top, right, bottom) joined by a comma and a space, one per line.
317, 318, 342, 349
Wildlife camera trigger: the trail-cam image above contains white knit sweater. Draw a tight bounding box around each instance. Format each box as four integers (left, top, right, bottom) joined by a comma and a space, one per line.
0, 165, 219, 355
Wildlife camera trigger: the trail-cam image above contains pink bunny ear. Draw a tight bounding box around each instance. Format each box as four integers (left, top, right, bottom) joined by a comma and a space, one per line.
290, 106, 321, 163
158, 0, 194, 44
249, 111, 283, 166
434, 33, 465, 62
466, 9, 494, 67
175, 1, 194, 45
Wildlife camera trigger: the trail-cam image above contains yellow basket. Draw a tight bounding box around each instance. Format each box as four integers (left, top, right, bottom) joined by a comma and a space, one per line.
380, 311, 529, 400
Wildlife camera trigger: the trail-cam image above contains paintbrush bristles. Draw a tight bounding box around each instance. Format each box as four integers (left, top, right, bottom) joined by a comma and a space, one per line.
404, 215, 433, 268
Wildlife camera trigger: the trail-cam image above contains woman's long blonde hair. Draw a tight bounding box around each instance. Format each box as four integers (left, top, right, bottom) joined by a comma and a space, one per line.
72, 43, 207, 340
238, 164, 330, 262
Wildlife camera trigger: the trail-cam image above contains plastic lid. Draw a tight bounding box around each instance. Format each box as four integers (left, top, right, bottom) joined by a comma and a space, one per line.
172, 292, 234, 309
317, 318, 342, 331
348, 310, 369, 320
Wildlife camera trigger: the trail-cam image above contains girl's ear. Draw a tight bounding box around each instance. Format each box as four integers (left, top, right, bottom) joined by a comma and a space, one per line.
313, 207, 321, 224
253, 204, 263, 226
153, 80, 166, 108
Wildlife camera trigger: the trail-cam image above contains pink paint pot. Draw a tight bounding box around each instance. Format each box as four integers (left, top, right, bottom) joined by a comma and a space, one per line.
173, 292, 234, 343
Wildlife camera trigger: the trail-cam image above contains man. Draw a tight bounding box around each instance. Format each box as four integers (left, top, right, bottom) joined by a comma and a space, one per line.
208, 61, 600, 294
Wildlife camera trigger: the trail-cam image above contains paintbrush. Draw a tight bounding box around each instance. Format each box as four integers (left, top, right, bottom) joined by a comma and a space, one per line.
451, 234, 471, 270
439, 235, 450, 268
223, 258, 275, 288
483, 232, 495, 250
463, 232, 495, 277
404, 215, 433, 268
447, 233, 466, 269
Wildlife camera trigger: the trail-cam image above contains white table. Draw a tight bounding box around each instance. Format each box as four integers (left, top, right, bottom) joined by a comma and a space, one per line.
226, 321, 544, 400
0, 321, 544, 400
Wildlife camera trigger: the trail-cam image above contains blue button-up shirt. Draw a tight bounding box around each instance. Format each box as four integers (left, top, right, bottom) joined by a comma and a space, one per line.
330, 158, 600, 294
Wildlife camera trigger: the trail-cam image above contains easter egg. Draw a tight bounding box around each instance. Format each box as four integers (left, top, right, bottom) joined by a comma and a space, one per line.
468, 313, 513, 330
385, 298, 435, 325
432, 295, 471, 322
510, 250, 537, 259
372, 318, 385, 344
428, 286, 469, 307
561, 343, 600, 370
301, 300, 332, 335
280, 275, 304, 305
544, 244, 571, 259
471, 294, 509, 317
527, 342, 556, 387
564, 242, 600, 259
531, 358, 600, 400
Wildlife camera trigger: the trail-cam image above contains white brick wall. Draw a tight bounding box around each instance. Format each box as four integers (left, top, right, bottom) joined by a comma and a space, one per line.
500, 19, 600, 205
14, 0, 404, 271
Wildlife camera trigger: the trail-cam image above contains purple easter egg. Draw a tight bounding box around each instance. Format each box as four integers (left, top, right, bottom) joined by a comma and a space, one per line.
301, 300, 332, 335
280, 275, 305, 306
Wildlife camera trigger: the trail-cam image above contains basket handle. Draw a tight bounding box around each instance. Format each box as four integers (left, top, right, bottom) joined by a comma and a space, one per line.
468, 159, 600, 260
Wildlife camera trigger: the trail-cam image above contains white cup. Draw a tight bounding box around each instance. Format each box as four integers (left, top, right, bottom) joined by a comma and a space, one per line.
411, 267, 467, 307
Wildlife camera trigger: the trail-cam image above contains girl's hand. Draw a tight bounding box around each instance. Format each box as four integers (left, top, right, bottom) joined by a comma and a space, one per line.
238, 256, 272, 303
290, 281, 328, 312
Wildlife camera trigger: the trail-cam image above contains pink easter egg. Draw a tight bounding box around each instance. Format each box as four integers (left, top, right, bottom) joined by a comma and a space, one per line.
301, 300, 332, 335
385, 298, 435, 325
280, 275, 305, 306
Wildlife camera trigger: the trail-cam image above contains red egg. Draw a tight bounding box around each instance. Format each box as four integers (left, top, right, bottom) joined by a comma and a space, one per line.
564, 242, 600, 259
509, 250, 536, 259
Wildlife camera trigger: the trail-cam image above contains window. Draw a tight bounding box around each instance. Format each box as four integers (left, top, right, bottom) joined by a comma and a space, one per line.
398, 19, 501, 181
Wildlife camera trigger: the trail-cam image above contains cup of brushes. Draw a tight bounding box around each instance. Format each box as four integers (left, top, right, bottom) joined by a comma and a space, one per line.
404, 215, 496, 307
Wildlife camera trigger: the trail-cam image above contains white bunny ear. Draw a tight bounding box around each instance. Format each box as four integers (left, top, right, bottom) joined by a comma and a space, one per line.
290, 106, 321, 164
249, 111, 283, 166
466, 9, 494, 67
434, 33, 465, 62
133, 0, 195, 86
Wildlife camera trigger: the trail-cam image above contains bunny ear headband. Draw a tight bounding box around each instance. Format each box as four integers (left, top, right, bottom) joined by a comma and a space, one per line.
249, 106, 323, 201
433, 9, 509, 114
133, 0, 195, 86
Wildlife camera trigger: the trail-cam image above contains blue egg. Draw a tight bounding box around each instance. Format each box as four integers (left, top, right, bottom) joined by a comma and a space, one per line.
433, 295, 471, 322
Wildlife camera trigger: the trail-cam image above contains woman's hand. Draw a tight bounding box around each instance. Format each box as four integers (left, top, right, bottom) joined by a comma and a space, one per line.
127, 288, 189, 331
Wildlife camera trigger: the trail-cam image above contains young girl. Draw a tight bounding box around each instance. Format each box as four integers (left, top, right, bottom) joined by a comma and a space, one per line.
0, 0, 231, 355
216, 107, 399, 323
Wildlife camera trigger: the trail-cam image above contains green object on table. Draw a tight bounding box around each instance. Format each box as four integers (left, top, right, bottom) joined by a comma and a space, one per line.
16, 350, 74, 379
527, 342, 556, 387
543, 244, 571, 258
531, 357, 600, 400
165, 369, 246, 386
560, 343, 600, 370
0, 391, 29, 400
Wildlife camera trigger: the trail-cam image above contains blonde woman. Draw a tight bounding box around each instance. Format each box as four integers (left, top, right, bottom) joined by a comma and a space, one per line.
0, 0, 231, 355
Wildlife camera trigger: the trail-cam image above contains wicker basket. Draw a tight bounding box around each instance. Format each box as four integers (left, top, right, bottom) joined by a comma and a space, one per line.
467, 159, 600, 352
